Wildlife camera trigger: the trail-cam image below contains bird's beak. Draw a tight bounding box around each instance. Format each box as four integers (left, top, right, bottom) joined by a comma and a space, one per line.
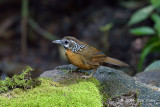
52, 40, 62, 45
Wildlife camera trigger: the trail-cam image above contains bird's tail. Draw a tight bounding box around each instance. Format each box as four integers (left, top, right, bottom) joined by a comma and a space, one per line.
104, 57, 129, 67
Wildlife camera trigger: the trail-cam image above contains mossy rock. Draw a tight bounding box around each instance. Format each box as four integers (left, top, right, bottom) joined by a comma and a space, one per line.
0, 66, 40, 93
0, 78, 102, 107
54, 65, 160, 107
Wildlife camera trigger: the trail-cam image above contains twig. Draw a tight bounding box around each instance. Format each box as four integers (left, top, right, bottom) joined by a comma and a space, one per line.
0, 17, 16, 36
28, 18, 58, 40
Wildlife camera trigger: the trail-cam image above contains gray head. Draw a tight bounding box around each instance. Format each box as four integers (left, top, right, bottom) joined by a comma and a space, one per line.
53, 36, 85, 53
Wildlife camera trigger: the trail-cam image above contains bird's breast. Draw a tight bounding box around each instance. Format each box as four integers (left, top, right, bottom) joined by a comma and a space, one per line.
65, 49, 93, 70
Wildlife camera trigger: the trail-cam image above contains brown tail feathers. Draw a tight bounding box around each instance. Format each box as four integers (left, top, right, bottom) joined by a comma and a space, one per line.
105, 57, 129, 67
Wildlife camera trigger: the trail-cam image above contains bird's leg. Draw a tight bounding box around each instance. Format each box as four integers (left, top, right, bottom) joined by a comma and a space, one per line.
73, 68, 81, 72
81, 69, 97, 79
68, 68, 81, 73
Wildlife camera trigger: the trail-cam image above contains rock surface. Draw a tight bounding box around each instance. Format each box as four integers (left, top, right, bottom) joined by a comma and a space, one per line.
135, 60, 160, 87
135, 70, 160, 87
40, 64, 160, 107
107, 91, 140, 107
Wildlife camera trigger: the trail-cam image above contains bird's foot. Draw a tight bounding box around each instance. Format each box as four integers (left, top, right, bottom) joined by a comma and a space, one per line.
68, 68, 81, 73
81, 75, 92, 79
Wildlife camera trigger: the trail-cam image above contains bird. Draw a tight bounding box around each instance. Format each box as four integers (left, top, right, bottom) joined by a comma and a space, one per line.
53, 36, 129, 79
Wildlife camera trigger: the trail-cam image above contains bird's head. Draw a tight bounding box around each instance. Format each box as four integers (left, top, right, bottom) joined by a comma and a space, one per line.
53, 36, 85, 53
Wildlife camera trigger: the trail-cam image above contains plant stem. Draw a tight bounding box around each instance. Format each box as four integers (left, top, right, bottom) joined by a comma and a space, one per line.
21, 0, 28, 56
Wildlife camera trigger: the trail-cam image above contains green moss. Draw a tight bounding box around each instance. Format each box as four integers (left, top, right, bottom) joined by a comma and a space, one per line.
59, 77, 100, 87
0, 67, 103, 106
0, 78, 102, 107
0, 66, 41, 93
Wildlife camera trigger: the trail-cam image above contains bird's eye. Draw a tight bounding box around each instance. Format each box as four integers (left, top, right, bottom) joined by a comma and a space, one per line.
65, 41, 68, 44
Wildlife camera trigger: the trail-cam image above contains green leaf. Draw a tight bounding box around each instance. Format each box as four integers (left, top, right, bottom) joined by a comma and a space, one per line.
150, 46, 160, 53
150, 0, 160, 8
100, 23, 113, 32
146, 36, 159, 44
130, 26, 155, 35
151, 13, 160, 37
138, 41, 160, 72
119, 1, 141, 9
144, 36, 160, 48
128, 5, 155, 26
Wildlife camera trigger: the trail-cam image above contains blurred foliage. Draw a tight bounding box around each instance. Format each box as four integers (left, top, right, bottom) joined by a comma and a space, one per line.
130, 26, 155, 35
119, 0, 144, 9
29, 18, 58, 40
150, 0, 160, 8
100, 23, 113, 53
100, 23, 113, 32
120, 1, 139, 9
128, 0, 160, 72
128, 5, 155, 26
21, 0, 28, 17
0, 66, 41, 93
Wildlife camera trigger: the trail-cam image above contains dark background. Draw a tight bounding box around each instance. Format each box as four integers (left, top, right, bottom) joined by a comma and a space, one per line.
0, 0, 155, 78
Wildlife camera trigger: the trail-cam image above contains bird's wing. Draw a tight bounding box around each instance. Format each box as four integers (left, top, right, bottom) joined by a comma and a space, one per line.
79, 45, 129, 67
79, 45, 107, 65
